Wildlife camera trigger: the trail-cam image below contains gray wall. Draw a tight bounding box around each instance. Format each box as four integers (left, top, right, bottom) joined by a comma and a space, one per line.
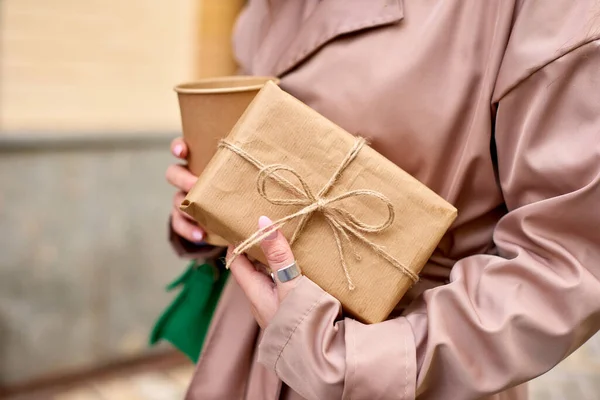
0, 135, 184, 385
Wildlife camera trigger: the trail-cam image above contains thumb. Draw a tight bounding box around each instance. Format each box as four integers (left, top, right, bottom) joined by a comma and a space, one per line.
258, 216, 301, 298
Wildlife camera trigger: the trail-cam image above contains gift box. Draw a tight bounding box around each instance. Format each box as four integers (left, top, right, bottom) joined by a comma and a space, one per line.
180, 81, 457, 324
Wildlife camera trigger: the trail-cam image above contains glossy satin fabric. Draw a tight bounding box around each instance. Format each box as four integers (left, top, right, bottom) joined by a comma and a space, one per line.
182, 1, 600, 399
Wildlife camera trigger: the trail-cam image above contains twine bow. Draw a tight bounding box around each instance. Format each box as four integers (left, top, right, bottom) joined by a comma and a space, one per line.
221, 138, 419, 290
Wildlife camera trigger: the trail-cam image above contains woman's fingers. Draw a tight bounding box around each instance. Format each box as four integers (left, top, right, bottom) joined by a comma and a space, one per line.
225, 217, 301, 328
228, 247, 275, 299
170, 137, 188, 159
167, 137, 205, 243
227, 247, 278, 328
171, 207, 205, 243
165, 164, 198, 193
258, 216, 301, 299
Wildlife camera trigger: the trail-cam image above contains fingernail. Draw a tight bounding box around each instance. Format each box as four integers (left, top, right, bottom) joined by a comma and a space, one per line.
192, 230, 204, 242
258, 216, 277, 240
173, 144, 183, 157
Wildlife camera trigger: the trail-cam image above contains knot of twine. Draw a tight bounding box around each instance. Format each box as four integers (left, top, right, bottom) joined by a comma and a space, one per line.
220, 137, 419, 290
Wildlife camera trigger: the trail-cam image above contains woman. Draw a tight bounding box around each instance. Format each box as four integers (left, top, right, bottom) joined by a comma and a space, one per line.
166, 1, 600, 399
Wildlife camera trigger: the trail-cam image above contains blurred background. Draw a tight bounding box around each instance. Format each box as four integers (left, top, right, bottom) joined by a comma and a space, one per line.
0, 0, 243, 398
0, 1, 598, 399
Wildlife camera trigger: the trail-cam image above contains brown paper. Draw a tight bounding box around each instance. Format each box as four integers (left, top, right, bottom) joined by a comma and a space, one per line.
175, 76, 279, 246
181, 81, 457, 324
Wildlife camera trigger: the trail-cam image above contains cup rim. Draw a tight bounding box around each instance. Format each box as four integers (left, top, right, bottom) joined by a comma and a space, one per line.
174, 76, 280, 94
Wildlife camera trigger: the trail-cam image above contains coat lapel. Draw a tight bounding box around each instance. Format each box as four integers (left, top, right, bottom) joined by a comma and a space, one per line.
254, 0, 405, 77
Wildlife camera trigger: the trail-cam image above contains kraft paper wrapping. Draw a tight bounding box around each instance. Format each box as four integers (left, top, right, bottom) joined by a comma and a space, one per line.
181, 82, 457, 324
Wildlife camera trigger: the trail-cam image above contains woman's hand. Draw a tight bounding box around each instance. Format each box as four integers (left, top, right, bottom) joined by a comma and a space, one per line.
227, 216, 302, 329
166, 137, 205, 243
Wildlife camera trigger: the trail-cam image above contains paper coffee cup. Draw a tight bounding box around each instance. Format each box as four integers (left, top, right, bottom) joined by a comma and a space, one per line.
175, 76, 280, 247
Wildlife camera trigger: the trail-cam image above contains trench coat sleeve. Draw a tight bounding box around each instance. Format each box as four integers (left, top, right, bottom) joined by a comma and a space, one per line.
257, 40, 600, 400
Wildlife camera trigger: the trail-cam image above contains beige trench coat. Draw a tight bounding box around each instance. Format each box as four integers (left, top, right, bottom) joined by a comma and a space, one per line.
174, 0, 600, 399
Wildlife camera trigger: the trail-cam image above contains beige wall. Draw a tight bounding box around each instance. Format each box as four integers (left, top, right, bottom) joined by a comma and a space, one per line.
196, 0, 245, 78
0, 0, 243, 135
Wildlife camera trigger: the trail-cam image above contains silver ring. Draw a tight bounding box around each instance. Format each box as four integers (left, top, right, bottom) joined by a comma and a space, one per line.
272, 261, 301, 283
